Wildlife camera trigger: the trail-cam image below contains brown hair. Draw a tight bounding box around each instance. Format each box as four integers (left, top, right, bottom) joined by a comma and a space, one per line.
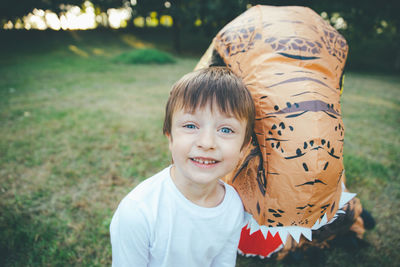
163, 67, 255, 148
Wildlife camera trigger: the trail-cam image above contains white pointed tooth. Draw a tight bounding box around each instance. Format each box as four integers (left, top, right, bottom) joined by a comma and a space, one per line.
249, 217, 260, 235
249, 226, 258, 235
288, 227, 301, 243
313, 213, 329, 230
301, 228, 312, 241
320, 213, 328, 225
337, 210, 346, 214
312, 218, 321, 230
260, 226, 269, 239
278, 228, 288, 244
268, 228, 278, 237
341, 181, 346, 190
339, 191, 357, 209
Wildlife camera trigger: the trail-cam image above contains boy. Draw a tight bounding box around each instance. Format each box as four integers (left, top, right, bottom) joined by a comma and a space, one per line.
110, 67, 255, 266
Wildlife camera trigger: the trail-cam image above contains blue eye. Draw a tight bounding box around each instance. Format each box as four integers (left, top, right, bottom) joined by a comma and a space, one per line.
220, 127, 233, 134
184, 124, 196, 129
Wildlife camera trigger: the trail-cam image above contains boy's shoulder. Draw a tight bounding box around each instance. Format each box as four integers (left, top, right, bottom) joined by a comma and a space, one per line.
113, 166, 171, 226
123, 166, 171, 204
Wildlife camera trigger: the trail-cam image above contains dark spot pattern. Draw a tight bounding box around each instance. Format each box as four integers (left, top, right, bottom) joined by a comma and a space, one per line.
212, 6, 349, 230
330, 202, 335, 213
323, 162, 329, 170
295, 179, 327, 187
269, 100, 341, 118
264, 36, 323, 56
303, 163, 309, 171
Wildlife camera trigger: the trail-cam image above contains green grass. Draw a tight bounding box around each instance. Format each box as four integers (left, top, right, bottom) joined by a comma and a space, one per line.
113, 48, 176, 64
0, 30, 399, 266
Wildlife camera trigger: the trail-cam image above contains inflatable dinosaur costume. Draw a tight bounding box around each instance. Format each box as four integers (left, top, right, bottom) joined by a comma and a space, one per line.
195, 5, 370, 258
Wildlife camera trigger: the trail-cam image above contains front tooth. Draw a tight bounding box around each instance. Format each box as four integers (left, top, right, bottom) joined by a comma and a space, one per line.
194, 158, 216, 164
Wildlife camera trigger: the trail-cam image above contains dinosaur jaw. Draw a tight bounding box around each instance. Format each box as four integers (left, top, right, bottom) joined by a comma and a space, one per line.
243, 182, 356, 245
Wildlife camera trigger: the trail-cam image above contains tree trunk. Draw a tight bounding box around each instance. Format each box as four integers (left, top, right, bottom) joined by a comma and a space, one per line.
172, 16, 181, 54
394, 20, 400, 72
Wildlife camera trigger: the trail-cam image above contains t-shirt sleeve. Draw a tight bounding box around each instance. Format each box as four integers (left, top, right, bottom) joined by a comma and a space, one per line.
110, 197, 150, 267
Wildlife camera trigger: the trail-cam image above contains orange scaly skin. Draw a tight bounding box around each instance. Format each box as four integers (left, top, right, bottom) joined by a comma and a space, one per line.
196, 5, 365, 257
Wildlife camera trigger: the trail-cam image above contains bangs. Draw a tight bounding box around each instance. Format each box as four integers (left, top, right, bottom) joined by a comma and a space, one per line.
174, 67, 249, 120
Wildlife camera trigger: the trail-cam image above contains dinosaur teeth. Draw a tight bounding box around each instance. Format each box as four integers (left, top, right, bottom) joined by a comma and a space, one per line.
246, 214, 313, 244
244, 182, 356, 246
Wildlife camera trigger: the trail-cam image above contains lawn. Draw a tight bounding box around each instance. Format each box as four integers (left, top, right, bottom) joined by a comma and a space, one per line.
0, 29, 399, 266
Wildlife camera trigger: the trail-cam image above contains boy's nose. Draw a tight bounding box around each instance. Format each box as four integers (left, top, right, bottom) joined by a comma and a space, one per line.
196, 128, 216, 150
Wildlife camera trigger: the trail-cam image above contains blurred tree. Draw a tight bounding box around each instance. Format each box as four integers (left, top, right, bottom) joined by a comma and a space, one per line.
131, 0, 248, 52
309, 0, 399, 71
90, 0, 126, 10
1, 0, 397, 70
0, 0, 82, 22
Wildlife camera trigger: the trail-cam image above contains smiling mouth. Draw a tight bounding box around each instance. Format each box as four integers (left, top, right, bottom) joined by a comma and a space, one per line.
191, 157, 219, 165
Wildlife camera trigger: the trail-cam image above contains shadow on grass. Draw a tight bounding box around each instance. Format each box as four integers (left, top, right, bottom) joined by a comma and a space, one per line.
0, 204, 73, 266
0, 28, 211, 59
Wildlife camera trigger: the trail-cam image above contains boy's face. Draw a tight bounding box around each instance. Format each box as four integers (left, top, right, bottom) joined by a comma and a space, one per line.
167, 103, 247, 187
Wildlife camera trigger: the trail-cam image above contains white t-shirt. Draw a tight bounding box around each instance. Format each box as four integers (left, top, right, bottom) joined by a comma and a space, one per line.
110, 166, 245, 267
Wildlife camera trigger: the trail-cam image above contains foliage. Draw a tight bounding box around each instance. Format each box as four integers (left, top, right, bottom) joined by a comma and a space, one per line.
309, 0, 400, 72
0, 30, 399, 266
0, 0, 82, 23
113, 48, 176, 64
1, 0, 398, 71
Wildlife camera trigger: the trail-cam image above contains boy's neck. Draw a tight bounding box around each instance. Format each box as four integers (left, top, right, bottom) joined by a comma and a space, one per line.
170, 166, 226, 208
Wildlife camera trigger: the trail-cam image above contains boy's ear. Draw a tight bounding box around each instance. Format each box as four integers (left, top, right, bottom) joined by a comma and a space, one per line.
165, 132, 173, 148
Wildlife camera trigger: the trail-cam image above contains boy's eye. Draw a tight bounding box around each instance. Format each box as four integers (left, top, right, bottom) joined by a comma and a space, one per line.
183, 124, 196, 129
220, 127, 234, 134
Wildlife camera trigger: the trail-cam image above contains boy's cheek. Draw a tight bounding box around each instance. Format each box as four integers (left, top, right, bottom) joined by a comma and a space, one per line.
165, 133, 173, 151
